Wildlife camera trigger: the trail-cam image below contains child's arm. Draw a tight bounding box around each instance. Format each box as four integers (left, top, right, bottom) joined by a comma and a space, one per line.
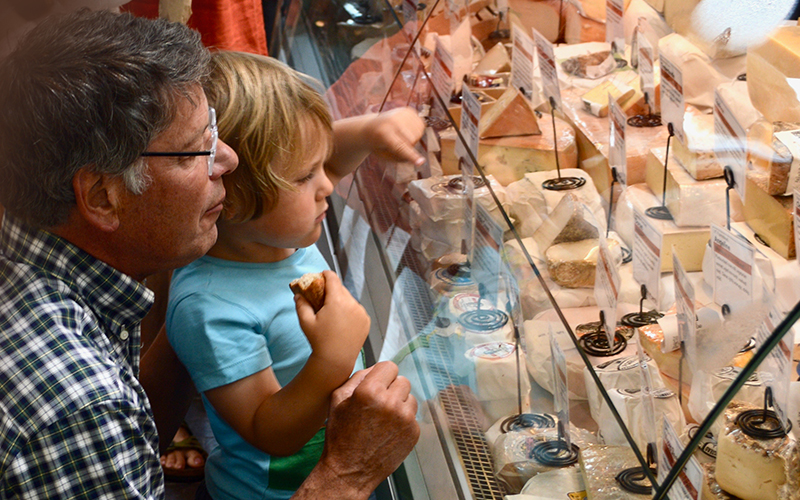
203, 271, 370, 456
326, 107, 426, 185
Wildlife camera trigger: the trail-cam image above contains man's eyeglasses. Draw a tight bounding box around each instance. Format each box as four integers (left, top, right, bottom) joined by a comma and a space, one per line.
141, 106, 218, 176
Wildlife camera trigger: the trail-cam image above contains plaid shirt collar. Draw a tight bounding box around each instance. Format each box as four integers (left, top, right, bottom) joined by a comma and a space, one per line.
1, 213, 154, 335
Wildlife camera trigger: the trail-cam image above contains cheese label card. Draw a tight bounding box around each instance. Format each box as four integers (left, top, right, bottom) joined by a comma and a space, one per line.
657, 418, 703, 500
710, 223, 755, 306
714, 88, 748, 202
605, 0, 625, 55
633, 208, 662, 304
461, 157, 476, 255
496, 0, 508, 16
636, 339, 659, 448
609, 95, 627, 186
595, 235, 621, 346
660, 52, 685, 144
402, 0, 417, 29
673, 250, 697, 371
638, 34, 657, 112
455, 86, 481, 163
534, 28, 562, 110
795, 189, 800, 262
416, 127, 433, 178
511, 25, 537, 102
432, 38, 455, 106
472, 203, 504, 300
549, 323, 572, 448
756, 303, 793, 430
774, 130, 800, 196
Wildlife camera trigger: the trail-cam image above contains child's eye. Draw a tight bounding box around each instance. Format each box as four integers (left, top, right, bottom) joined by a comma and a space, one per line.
297, 172, 315, 183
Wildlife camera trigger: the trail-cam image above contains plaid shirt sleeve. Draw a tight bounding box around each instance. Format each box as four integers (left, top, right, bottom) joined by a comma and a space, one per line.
0, 401, 164, 500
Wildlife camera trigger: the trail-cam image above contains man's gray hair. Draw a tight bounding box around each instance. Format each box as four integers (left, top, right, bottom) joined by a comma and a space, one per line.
0, 10, 211, 228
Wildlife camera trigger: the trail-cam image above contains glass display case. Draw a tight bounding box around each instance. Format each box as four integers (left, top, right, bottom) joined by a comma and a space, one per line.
271, 1, 800, 499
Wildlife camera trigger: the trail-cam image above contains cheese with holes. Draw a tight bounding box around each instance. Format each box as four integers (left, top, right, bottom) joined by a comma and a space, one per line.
644, 147, 744, 227
614, 183, 710, 271
747, 120, 800, 196
545, 238, 621, 288
479, 87, 541, 138
438, 118, 578, 185
473, 42, 510, 76
715, 402, 799, 500
658, 33, 746, 112
672, 105, 723, 180
743, 175, 796, 259
533, 192, 600, 251
581, 80, 636, 118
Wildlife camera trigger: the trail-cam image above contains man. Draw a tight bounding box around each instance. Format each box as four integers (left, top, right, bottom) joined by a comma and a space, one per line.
0, 10, 418, 499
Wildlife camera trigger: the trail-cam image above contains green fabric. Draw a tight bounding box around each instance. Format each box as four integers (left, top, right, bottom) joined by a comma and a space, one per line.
268, 427, 325, 491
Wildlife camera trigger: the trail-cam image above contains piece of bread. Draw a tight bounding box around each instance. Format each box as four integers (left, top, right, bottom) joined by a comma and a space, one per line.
290, 272, 326, 312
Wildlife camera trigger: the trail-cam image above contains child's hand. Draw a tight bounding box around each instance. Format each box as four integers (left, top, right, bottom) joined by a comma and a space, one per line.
366, 107, 426, 166
295, 270, 369, 373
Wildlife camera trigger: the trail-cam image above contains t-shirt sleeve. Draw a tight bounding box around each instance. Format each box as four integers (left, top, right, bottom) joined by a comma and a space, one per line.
166, 291, 271, 393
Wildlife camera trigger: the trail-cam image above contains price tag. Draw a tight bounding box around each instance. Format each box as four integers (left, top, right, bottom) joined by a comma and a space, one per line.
549, 324, 571, 448
594, 235, 620, 346
658, 418, 703, 500
402, 0, 417, 28
609, 96, 627, 186
756, 303, 793, 430
472, 204, 504, 300
638, 34, 656, 112
534, 28, 562, 110
633, 208, 662, 304
795, 190, 800, 263
432, 38, 455, 106
774, 130, 800, 196
660, 52, 685, 144
714, 88, 748, 202
673, 250, 696, 369
454, 86, 481, 163
605, 0, 625, 55
511, 24, 538, 104
710, 223, 755, 306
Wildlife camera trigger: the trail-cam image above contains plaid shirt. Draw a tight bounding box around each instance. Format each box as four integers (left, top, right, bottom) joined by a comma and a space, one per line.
0, 214, 164, 499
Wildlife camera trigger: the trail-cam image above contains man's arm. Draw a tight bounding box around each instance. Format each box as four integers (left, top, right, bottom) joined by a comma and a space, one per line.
139, 323, 196, 454
326, 107, 426, 185
292, 362, 420, 500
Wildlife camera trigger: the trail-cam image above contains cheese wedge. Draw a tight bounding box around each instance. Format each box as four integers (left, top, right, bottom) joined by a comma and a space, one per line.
672, 105, 723, 180
479, 86, 541, 138
581, 80, 636, 118
447, 91, 495, 130
533, 192, 599, 251
545, 238, 621, 288
716, 80, 761, 132
564, 1, 606, 45
508, 0, 562, 43
747, 119, 800, 196
614, 184, 710, 271
438, 118, 578, 185
472, 42, 510, 76
743, 175, 796, 259
644, 147, 744, 228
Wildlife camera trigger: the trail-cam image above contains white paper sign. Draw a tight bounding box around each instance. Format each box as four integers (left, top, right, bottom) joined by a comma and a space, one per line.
795, 190, 800, 263
511, 24, 537, 102
472, 203, 504, 300
549, 324, 571, 448
660, 53, 685, 144
454, 86, 481, 163
711, 223, 755, 306
633, 209, 662, 304
605, 0, 625, 55
432, 38, 455, 107
609, 96, 627, 186
756, 304, 793, 430
635, 339, 659, 449
714, 88, 748, 203
534, 28, 562, 110
595, 235, 621, 346
638, 34, 656, 112
673, 250, 696, 370
657, 418, 703, 500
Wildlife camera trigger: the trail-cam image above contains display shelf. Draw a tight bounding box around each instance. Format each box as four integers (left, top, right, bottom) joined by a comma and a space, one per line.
273, 1, 800, 499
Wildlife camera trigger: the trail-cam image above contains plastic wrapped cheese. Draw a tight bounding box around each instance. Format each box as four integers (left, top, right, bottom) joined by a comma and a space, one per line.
715, 402, 800, 500
743, 175, 796, 260
505, 177, 547, 238
671, 104, 723, 180
746, 119, 800, 196
518, 467, 587, 499
747, 25, 800, 124
580, 444, 652, 499
597, 387, 686, 452
584, 353, 666, 424
465, 341, 531, 424
545, 238, 622, 288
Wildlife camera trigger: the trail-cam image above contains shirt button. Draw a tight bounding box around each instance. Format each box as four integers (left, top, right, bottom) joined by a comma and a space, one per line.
120, 329, 130, 341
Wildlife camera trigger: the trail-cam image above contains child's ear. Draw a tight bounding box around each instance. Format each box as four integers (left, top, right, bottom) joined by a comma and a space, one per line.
72, 166, 123, 232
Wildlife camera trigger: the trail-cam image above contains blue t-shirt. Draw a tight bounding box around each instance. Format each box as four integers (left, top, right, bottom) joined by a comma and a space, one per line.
167, 247, 350, 500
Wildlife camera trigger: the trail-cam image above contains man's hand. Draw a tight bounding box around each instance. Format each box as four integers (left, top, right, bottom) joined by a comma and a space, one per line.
316, 362, 420, 498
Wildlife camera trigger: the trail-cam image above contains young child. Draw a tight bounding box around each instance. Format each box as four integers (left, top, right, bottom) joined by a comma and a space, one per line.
165, 51, 424, 500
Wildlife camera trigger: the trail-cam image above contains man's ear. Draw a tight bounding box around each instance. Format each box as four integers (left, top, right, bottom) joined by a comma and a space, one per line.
72, 166, 123, 232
